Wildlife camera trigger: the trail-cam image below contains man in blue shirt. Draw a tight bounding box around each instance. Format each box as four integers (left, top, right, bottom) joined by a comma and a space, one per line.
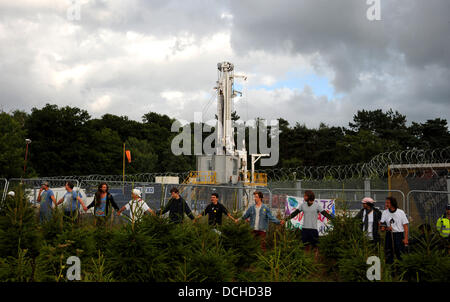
37, 181, 57, 222
239, 191, 284, 252
57, 181, 88, 222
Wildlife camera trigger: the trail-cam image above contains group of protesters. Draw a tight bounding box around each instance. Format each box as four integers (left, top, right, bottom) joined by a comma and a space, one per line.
354, 195, 450, 263
33, 181, 150, 226
10, 181, 450, 262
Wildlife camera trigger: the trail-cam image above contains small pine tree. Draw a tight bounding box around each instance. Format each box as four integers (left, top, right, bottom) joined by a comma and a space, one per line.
0, 185, 41, 259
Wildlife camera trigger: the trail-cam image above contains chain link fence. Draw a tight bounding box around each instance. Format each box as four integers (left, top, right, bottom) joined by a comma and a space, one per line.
79, 180, 166, 211
6, 178, 80, 204
3, 176, 449, 228
0, 178, 7, 201
76, 180, 274, 224
407, 190, 450, 226
161, 183, 272, 215
78, 180, 168, 225
0, 178, 8, 210
2, 148, 448, 226
270, 187, 405, 216
4, 178, 80, 219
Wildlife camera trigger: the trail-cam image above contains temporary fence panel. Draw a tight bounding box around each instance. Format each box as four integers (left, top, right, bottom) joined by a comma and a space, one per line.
161, 183, 273, 216
271, 187, 406, 217
406, 190, 450, 226
283, 194, 335, 236
0, 179, 7, 211
5, 178, 80, 220
79, 180, 166, 215
6, 178, 80, 204
0, 178, 7, 202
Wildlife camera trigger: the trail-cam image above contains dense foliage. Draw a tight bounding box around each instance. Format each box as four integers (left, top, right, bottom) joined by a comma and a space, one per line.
1, 105, 450, 178
0, 190, 448, 282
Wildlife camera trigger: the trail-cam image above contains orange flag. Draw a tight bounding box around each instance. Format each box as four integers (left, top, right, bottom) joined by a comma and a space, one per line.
126, 150, 131, 163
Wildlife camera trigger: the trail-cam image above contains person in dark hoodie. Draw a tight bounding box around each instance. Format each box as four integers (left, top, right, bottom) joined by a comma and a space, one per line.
355, 197, 382, 245
159, 187, 195, 224
87, 182, 119, 226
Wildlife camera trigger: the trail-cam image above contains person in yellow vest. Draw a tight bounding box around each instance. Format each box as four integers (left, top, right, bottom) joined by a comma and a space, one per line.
436, 204, 450, 239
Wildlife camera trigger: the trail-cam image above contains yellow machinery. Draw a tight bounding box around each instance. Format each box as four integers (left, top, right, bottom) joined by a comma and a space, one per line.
244, 172, 268, 186
186, 171, 217, 184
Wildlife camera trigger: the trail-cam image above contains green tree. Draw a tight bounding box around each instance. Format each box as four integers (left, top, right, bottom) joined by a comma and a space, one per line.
85, 127, 123, 175
125, 137, 158, 173
0, 112, 27, 178
337, 130, 400, 163
142, 111, 195, 173
409, 118, 450, 149
348, 109, 412, 149
25, 104, 91, 176
90, 114, 143, 142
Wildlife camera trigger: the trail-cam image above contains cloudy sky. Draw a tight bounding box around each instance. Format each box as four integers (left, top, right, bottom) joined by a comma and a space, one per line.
0, 0, 449, 128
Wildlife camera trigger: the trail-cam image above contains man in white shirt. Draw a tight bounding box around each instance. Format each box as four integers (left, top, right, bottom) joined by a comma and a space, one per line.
117, 189, 154, 223
380, 196, 409, 264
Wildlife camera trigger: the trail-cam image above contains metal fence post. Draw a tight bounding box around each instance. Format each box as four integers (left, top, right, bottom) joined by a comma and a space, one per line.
364, 178, 371, 198
447, 176, 450, 205
1, 179, 8, 202
296, 180, 302, 198
268, 188, 273, 209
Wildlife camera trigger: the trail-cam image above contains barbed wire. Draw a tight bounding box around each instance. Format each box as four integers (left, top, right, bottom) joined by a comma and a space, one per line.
258, 147, 450, 182
43, 172, 191, 184
43, 147, 449, 183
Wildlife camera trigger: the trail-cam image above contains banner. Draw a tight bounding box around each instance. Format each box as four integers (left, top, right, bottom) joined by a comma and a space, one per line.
285, 196, 335, 236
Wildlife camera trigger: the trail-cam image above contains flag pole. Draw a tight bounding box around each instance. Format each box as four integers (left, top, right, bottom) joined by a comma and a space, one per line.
123, 142, 126, 194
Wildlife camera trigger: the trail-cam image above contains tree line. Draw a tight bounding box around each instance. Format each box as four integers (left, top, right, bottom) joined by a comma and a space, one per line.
0, 104, 449, 179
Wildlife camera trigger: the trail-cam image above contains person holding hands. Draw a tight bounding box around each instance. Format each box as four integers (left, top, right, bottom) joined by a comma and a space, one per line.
238, 191, 285, 252
196, 193, 238, 226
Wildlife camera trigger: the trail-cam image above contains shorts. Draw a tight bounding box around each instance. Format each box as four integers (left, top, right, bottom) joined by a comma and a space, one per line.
302, 228, 319, 246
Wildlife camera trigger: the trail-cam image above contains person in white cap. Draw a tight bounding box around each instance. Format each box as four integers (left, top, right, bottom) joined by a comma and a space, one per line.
355, 197, 382, 245
117, 188, 154, 223
1, 192, 16, 214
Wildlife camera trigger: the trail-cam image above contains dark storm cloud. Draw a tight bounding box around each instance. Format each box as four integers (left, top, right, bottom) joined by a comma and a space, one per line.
230, 0, 450, 92
227, 0, 450, 125
0, 0, 448, 127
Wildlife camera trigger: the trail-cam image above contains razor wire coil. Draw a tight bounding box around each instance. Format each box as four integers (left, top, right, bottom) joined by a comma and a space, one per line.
43, 147, 449, 183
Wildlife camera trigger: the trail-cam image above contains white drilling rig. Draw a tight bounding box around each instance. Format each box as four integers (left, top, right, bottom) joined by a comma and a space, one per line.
196, 62, 249, 184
